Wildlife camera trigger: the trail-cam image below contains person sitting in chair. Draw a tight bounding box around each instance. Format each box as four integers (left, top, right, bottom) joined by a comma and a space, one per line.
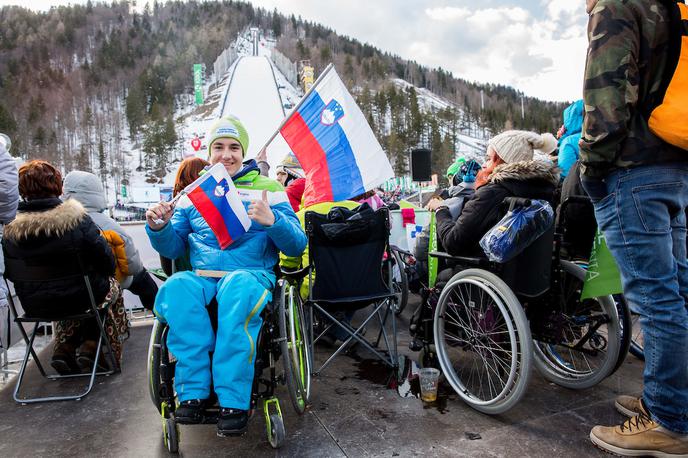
427, 130, 559, 256
2, 160, 127, 374
62, 170, 158, 311
146, 116, 306, 436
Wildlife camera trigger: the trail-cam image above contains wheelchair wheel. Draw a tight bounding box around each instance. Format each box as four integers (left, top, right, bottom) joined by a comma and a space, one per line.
267, 414, 285, 449
148, 319, 164, 412
162, 417, 179, 454
277, 280, 311, 414
434, 268, 533, 415
390, 250, 409, 316
613, 293, 632, 372
614, 293, 644, 361
532, 261, 620, 389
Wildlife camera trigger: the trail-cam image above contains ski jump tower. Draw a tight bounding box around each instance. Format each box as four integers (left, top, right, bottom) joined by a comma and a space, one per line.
250, 27, 260, 56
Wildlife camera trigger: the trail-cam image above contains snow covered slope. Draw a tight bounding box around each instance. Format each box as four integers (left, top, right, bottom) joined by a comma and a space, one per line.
220, 55, 292, 167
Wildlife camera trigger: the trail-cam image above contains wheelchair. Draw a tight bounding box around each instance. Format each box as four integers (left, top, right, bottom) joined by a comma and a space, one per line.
409, 197, 622, 415
146, 276, 311, 452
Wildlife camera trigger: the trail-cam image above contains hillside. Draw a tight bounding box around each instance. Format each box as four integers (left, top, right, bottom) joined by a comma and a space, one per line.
0, 0, 567, 191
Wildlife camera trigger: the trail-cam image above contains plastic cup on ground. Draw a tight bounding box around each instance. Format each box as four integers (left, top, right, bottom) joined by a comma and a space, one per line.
419, 368, 440, 402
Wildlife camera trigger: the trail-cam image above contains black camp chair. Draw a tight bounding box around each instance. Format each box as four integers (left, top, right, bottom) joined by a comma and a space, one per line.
301, 205, 398, 375
3, 250, 118, 404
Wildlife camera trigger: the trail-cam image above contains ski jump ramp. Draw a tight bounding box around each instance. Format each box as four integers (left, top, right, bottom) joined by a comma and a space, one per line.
221, 56, 292, 170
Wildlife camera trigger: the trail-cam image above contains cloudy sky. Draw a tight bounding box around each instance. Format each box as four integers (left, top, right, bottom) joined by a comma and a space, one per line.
1, 0, 590, 102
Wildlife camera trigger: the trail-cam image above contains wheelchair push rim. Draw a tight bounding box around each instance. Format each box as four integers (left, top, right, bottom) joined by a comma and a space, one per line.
277, 280, 311, 414
434, 269, 533, 414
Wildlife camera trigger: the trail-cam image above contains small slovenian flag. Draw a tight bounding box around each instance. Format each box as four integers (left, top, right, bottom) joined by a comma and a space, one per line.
184, 163, 251, 249
274, 66, 394, 207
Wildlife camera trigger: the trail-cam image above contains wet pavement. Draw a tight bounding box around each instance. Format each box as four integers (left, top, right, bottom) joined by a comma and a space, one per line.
0, 295, 643, 457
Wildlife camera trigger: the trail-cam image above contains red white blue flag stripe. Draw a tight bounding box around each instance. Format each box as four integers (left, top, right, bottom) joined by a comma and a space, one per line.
185, 163, 251, 249
278, 67, 393, 207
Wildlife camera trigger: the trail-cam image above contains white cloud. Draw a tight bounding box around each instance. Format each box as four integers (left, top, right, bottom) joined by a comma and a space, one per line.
425, 6, 471, 22
249, 1, 588, 102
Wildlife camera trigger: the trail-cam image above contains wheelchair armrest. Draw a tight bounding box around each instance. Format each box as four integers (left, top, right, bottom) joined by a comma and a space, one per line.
429, 251, 490, 267
279, 265, 311, 282
503, 196, 532, 212
390, 245, 413, 257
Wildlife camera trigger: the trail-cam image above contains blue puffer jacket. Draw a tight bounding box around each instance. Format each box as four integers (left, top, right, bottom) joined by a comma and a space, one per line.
558, 99, 584, 178
147, 160, 307, 290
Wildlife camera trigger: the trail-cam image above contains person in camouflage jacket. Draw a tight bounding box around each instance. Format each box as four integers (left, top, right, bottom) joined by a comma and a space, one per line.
581, 1, 688, 456
579, 0, 684, 177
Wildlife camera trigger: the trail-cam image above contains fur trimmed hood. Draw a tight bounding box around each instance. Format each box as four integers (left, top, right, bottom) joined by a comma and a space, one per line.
4, 198, 87, 241
489, 160, 560, 187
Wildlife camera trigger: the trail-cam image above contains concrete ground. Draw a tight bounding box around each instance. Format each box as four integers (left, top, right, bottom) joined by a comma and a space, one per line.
0, 294, 643, 458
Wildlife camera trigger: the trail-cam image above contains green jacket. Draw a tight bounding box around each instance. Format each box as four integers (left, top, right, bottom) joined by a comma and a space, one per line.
580, 0, 685, 178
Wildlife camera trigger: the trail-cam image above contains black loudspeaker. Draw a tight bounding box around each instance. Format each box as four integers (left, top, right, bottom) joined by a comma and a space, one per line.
410, 148, 432, 182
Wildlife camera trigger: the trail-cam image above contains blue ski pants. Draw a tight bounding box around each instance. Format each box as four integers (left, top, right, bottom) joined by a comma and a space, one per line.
154, 270, 271, 409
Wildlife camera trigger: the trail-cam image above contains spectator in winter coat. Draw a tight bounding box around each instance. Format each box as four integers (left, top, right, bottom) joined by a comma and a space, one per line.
276, 152, 306, 212
63, 170, 159, 311
146, 116, 306, 436
285, 177, 306, 212
557, 99, 584, 178
2, 160, 127, 374
275, 152, 304, 187
427, 130, 559, 256
0, 134, 18, 312
446, 157, 466, 186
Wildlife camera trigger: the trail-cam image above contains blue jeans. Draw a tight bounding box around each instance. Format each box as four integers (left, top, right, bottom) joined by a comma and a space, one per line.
583, 163, 688, 433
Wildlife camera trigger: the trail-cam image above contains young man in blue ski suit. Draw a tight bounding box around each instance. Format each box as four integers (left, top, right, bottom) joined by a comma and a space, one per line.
146, 116, 306, 436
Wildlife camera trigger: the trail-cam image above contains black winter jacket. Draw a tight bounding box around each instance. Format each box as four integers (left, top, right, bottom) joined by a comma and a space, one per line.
2, 198, 115, 318
436, 161, 560, 256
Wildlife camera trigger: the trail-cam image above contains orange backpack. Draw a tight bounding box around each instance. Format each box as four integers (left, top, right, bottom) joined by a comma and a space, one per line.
648, 0, 688, 150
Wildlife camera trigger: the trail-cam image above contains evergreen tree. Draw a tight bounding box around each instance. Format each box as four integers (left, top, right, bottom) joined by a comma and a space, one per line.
98, 138, 107, 183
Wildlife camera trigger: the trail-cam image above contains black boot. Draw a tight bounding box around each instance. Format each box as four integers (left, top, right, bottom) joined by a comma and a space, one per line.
217, 408, 248, 436
175, 399, 207, 424
51, 342, 79, 375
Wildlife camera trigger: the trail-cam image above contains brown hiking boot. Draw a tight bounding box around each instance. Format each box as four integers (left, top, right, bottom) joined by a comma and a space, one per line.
615, 395, 643, 418
590, 404, 688, 457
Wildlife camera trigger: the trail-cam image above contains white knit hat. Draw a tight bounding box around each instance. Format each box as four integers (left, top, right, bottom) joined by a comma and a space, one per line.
488, 130, 558, 164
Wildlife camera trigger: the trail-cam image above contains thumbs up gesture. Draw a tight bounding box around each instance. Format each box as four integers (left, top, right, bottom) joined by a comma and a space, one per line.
248, 189, 275, 227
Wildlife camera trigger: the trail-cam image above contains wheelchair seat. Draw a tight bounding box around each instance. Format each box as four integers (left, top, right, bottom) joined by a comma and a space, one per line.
147, 275, 311, 451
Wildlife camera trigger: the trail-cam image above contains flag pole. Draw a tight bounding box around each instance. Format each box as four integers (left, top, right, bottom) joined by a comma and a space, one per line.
257, 63, 336, 155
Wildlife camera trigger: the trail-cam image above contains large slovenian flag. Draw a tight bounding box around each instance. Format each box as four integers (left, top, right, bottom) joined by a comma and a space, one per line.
275, 66, 394, 207
184, 163, 251, 249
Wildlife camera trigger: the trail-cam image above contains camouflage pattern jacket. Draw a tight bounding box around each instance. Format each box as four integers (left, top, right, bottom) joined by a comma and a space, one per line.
580, 0, 686, 178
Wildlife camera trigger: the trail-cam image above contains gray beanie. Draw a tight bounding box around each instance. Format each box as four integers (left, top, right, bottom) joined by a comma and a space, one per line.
489, 130, 558, 164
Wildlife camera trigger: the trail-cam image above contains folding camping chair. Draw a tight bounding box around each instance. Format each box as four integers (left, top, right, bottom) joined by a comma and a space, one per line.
3, 250, 118, 404
302, 205, 399, 375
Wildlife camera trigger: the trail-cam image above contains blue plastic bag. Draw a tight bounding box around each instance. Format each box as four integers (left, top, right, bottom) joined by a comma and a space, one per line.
479, 200, 554, 263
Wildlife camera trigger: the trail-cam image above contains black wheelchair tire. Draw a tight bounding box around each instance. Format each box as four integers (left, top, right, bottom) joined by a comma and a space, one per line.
163, 417, 179, 453
268, 414, 285, 448
391, 250, 409, 316
612, 293, 632, 373
148, 319, 164, 413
